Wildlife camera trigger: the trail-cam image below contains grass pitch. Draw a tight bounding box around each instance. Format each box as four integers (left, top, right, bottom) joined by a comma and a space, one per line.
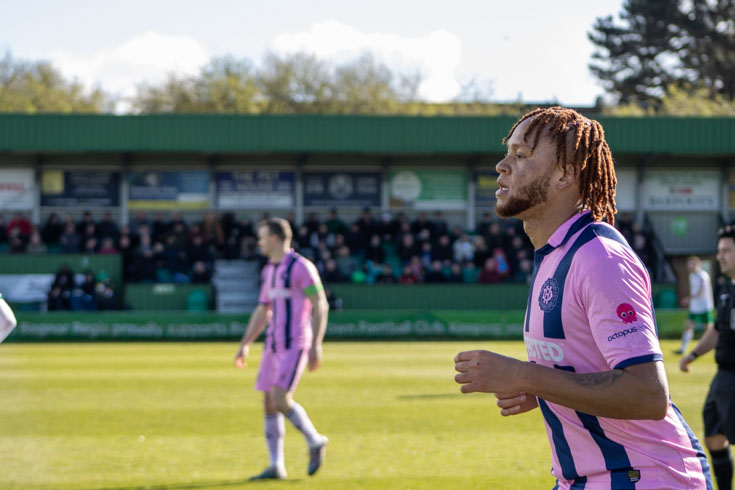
0, 340, 716, 489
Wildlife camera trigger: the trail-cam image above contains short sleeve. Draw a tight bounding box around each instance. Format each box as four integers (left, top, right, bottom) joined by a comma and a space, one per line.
292, 259, 323, 296
258, 265, 271, 305
579, 253, 662, 370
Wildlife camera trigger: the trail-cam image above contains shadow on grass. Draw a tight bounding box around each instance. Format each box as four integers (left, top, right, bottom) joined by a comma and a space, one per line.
93, 478, 304, 490
397, 393, 460, 400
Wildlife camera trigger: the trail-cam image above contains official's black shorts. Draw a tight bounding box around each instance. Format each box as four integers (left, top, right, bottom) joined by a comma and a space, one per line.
703, 369, 735, 441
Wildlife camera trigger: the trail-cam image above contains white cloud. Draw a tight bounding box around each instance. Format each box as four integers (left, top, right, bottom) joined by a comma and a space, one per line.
49, 31, 209, 111
270, 20, 462, 102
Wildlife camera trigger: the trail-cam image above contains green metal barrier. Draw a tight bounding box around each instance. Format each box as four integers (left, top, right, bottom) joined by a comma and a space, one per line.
329, 284, 530, 310
123, 284, 213, 310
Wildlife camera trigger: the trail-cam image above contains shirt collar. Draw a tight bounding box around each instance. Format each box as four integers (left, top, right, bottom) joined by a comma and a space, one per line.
537, 210, 593, 256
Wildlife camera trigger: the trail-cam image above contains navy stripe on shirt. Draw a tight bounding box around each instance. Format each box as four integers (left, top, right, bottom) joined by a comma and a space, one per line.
282, 255, 298, 350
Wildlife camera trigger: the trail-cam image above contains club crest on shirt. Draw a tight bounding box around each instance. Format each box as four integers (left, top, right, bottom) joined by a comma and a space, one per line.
538, 278, 559, 312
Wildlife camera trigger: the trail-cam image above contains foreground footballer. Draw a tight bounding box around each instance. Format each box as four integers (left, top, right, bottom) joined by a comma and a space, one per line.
455, 107, 712, 489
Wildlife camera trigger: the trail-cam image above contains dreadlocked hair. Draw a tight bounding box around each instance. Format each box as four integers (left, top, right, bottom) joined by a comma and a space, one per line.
502, 106, 617, 225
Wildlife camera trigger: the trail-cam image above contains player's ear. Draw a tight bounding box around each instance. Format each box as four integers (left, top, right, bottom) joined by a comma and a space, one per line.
555, 164, 578, 190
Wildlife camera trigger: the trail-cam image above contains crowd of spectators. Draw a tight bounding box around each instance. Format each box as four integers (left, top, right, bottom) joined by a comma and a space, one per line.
0, 207, 660, 287
47, 263, 119, 311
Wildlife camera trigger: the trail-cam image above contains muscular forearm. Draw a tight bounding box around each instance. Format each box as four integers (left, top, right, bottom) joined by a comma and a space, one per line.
518, 361, 668, 420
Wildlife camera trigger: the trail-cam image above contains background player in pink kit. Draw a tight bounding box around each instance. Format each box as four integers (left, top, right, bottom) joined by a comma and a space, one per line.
454, 107, 712, 489
234, 217, 329, 480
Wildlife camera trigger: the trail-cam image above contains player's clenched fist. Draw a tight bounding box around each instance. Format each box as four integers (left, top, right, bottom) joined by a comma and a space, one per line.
453, 349, 525, 395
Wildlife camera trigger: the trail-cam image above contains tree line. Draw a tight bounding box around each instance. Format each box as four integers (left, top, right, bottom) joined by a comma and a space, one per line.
2, 0, 734, 116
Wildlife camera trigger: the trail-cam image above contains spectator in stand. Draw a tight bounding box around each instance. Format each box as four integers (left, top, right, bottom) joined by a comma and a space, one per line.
379, 212, 397, 241
151, 212, 169, 243
132, 235, 157, 283
375, 265, 397, 284
631, 222, 655, 278
81, 237, 98, 254
345, 223, 365, 255
476, 212, 494, 240
453, 233, 474, 263
95, 278, 118, 310
164, 235, 191, 283
418, 242, 433, 268
325, 208, 348, 237
478, 257, 504, 284
447, 263, 464, 283
472, 236, 491, 268
434, 234, 454, 264
97, 212, 119, 242
325, 286, 343, 311
75, 211, 95, 236
129, 210, 150, 238
335, 246, 358, 282
399, 264, 419, 285
169, 211, 188, 232
26, 230, 47, 254
118, 235, 134, 280
7, 228, 26, 253
364, 235, 385, 264
425, 260, 447, 283
356, 207, 378, 238
463, 261, 480, 283
397, 233, 417, 263
47, 263, 74, 310
295, 225, 313, 255
238, 216, 257, 259
59, 222, 80, 253
0, 214, 7, 244
409, 256, 425, 282
41, 213, 64, 246
203, 212, 224, 246
412, 212, 433, 236
70, 270, 98, 311
513, 258, 533, 284
432, 211, 449, 238
485, 222, 503, 252
190, 261, 211, 284
80, 222, 97, 248
322, 259, 343, 284
8, 212, 32, 240
304, 212, 321, 236
493, 248, 511, 279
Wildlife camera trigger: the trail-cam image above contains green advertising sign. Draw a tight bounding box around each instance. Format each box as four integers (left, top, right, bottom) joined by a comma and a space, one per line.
5, 310, 686, 342
388, 170, 467, 209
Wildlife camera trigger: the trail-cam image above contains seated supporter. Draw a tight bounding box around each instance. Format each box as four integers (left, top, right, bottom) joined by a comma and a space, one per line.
70, 270, 98, 311
190, 261, 211, 284
322, 259, 344, 284
26, 230, 47, 254
98, 238, 117, 254
424, 260, 447, 283
95, 279, 118, 310
478, 257, 504, 284
334, 246, 358, 281
7, 228, 26, 253
399, 265, 419, 285
364, 235, 385, 264
59, 222, 80, 253
41, 213, 64, 246
374, 265, 397, 284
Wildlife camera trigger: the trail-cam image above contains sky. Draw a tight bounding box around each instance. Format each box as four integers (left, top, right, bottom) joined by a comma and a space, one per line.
1, 0, 624, 111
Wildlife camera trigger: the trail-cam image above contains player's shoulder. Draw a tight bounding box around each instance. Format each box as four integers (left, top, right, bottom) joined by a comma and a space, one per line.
573, 222, 643, 271
293, 253, 319, 274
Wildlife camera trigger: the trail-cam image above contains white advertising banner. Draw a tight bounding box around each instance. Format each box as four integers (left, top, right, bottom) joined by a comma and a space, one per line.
642, 169, 720, 211
0, 169, 35, 210
614, 168, 637, 211
0, 274, 55, 303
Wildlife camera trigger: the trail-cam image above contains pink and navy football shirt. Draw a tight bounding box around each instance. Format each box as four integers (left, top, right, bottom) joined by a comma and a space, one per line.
525, 211, 711, 489
258, 250, 323, 352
